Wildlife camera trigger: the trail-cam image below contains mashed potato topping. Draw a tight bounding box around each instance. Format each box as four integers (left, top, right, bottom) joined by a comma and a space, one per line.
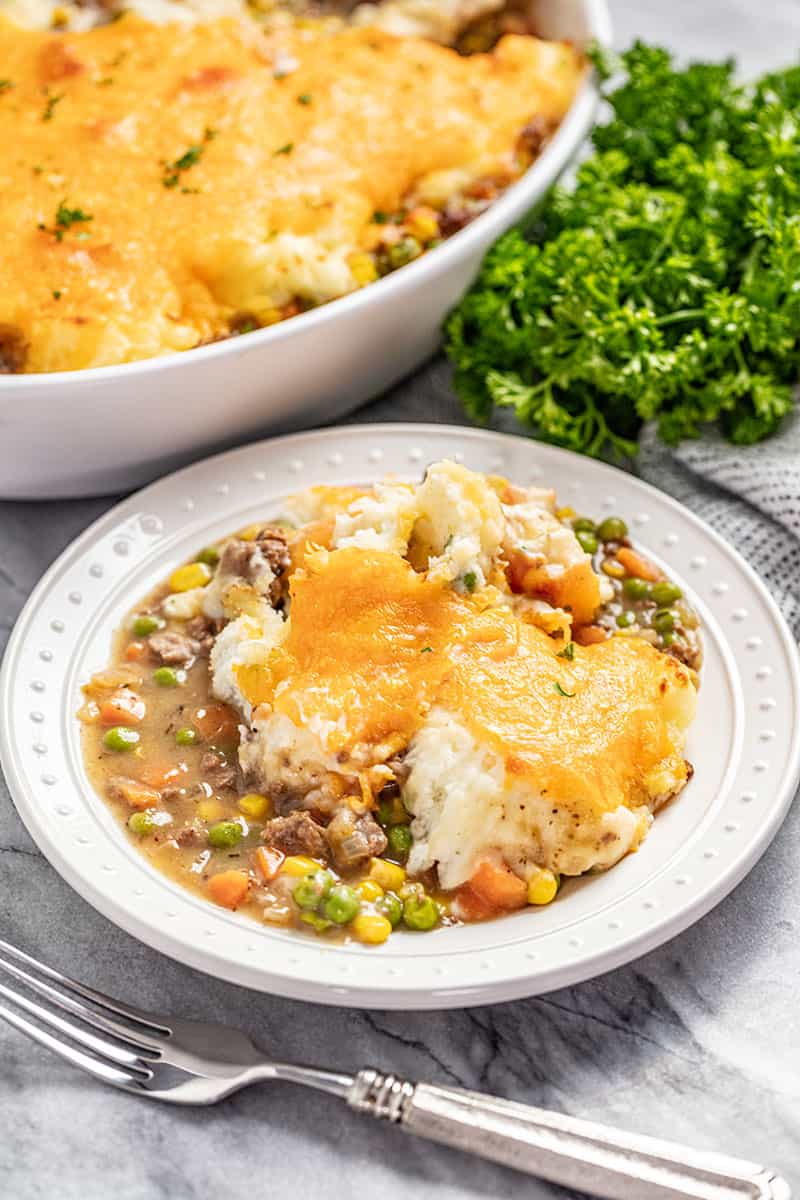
208, 461, 698, 898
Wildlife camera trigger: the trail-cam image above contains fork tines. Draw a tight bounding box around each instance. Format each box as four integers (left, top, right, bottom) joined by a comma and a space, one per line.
0, 937, 169, 1092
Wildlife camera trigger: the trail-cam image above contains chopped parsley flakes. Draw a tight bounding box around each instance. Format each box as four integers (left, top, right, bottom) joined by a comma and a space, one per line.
162, 127, 216, 189
554, 681, 575, 698
273, 141, 294, 156
297, 93, 312, 105
462, 571, 478, 593
557, 641, 575, 661
52, 290, 62, 300
39, 200, 94, 242
0, 80, 13, 94
42, 90, 63, 122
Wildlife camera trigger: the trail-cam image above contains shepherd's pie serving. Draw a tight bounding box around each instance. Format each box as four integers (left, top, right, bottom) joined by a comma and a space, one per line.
0, 0, 583, 373
80, 461, 700, 943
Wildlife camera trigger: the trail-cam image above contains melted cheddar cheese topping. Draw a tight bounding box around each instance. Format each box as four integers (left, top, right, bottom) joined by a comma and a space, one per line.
236, 546, 695, 820
0, 15, 583, 372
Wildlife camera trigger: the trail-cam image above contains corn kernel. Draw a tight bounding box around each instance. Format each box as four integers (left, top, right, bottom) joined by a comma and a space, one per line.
527, 867, 559, 906
351, 912, 392, 945
349, 251, 378, 287
238, 792, 270, 819
556, 505, 576, 520
169, 562, 212, 593
281, 854, 322, 877
238, 523, 262, 542
368, 858, 406, 891
601, 559, 626, 579
406, 206, 439, 242
254, 306, 282, 326
355, 879, 384, 903
197, 798, 226, 822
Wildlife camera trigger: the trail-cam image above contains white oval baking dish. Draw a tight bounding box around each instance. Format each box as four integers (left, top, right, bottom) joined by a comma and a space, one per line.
0, 0, 611, 498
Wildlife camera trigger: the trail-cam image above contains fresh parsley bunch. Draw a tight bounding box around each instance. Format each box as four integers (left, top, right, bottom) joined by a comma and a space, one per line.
445, 43, 800, 456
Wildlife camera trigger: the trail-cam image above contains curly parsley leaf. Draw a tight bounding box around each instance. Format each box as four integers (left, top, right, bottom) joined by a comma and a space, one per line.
445, 42, 800, 457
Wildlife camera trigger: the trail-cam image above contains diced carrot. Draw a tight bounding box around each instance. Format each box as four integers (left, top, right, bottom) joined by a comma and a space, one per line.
112, 779, 161, 811
509, 552, 601, 627
468, 860, 527, 910
505, 547, 533, 593
208, 870, 250, 910
573, 624, 608, 646
140, 760, 188, 789
124, 641, 147, 662
192, 703, 239, 743
452, 885, 499, 923
616, 547, 662, 582
99, 692, 145, 726
254, 845, 284, 882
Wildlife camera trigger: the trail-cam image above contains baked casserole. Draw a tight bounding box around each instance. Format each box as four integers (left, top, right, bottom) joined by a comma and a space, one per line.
0, 1, 584, 372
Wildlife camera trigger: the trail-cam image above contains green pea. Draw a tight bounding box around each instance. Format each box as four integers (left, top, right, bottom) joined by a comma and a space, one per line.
207, 820, 244, 849
103, 726, 140, 752
127, 810, 156, 836
322, 884, 360, 926
153, 666, 180, 687
196, 546, 220, 566
652, 609, 676, 634
300, 911, 332, 933
387, 824, 413, 859
293, 870, 334, 911
402, 893, 440, 931
377, 891, 403, 927
376, 802, 391, 828
622, 576, 650, 600
650, 581, 683, 606
389, 236, 422, 269
576, 529, 599, 555
616, 611, 636, 628
132, 614, 164, 637
571, 517, 595, 533
597, 517, 628, 542
175, 727, 198, 746
661, 631, 675, 646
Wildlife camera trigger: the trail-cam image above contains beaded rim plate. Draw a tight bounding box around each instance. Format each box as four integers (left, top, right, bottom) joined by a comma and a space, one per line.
2, 424, 799, 1009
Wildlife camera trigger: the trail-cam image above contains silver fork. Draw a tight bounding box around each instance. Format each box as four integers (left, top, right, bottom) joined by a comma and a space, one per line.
0, 936, 789, 1200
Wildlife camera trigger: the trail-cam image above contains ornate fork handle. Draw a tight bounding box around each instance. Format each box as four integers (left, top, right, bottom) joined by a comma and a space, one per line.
348, 1070, 791, 1200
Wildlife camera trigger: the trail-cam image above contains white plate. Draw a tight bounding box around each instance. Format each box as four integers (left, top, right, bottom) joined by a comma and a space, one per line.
2, 424, 799, 1009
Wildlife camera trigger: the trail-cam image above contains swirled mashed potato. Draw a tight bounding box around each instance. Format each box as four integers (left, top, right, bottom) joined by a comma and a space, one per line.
203, 461, 697, 897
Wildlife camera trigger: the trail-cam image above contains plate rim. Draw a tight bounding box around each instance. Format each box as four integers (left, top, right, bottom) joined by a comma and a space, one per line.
2, 421, 799, 1009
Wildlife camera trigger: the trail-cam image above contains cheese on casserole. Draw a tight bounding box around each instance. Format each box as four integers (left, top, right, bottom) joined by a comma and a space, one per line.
223, 543, 696, 886
0, 15, 583, 372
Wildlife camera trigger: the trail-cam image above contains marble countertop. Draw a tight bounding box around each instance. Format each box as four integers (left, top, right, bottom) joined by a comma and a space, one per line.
2, 2, 799, 1196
